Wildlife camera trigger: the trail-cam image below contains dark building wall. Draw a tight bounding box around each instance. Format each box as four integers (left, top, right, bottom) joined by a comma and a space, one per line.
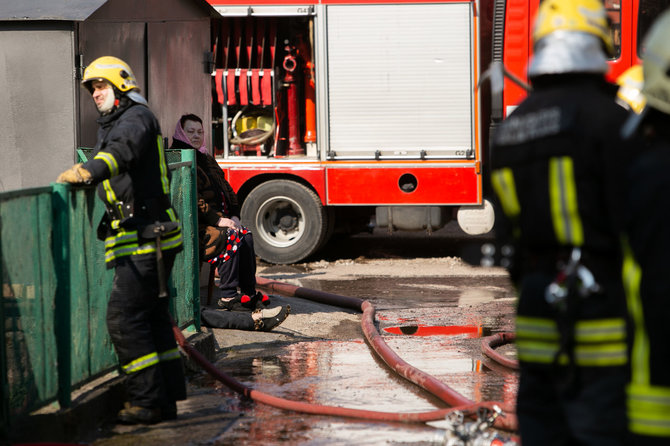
78, 0, 212, 151
147, 20, 211, 150
0, 23, 77, 191
0, 0, 215, 192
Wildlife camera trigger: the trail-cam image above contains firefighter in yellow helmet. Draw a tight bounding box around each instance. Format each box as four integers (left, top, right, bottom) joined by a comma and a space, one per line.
621, 10, 670, 445
489, 0, 635, 443
56, 56, 186, 424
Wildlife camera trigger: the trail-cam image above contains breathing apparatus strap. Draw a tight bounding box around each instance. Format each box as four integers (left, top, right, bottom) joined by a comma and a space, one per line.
546, 247, 593, 392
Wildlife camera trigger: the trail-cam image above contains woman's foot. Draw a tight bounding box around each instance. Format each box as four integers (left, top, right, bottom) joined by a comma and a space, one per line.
217, 293, 254, 311
252, 305, 291, 331
252, 290, 271, 307
218, 291, 270, 311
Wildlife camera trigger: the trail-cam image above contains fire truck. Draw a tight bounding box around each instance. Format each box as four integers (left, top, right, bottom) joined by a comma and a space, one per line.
205, 0, 658, 264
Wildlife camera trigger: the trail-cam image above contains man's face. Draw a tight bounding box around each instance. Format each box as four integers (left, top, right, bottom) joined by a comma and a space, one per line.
91, 80, 115, 113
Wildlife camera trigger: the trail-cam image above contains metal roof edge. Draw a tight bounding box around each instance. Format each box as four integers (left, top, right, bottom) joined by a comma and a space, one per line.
0, 0, 108, 21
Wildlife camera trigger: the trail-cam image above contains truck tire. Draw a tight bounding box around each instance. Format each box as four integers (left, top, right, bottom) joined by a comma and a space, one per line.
241, 180, 328, 264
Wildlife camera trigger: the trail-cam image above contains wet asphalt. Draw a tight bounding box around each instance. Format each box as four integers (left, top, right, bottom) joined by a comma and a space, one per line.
75, 223, 520, 445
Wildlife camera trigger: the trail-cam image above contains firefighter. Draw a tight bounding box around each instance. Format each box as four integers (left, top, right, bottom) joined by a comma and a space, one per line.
621, 10, 670, 445
56, 56, 186, 424
488, 0, 634, 444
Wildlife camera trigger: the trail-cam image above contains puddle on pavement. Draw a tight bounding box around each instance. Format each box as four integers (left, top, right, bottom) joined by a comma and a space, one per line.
188, 273, 518, 444
194, 334, 517, 444
297, 275, 514, 309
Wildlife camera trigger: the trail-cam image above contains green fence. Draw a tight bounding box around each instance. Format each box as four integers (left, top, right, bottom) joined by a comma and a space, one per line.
0, 149, 199, 433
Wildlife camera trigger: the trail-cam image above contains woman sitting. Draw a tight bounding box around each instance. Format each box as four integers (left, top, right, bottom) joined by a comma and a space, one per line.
170, 114, 274, 312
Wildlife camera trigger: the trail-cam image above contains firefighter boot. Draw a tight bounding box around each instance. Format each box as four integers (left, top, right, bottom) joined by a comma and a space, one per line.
161, 401, 178, 421
117, 402, 161, 424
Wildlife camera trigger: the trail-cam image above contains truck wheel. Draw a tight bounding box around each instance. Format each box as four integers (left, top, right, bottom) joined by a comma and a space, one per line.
241, 180, 328, 264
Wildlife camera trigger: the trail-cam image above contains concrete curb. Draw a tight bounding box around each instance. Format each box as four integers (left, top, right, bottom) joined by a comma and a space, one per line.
4, 330, 215, 445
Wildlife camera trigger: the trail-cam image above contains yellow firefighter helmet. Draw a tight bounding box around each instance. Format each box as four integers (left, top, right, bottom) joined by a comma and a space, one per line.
82, 56, 139, 93
616, 65, 646, 114
533, 0, 614, 57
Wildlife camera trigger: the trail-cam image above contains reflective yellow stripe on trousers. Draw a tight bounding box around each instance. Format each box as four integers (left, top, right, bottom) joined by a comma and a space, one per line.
516, 316, 626, 366
123, 352, 159, 374
622, 246, 670, 436
123, 348, 181, 374
159, 348, 181, 362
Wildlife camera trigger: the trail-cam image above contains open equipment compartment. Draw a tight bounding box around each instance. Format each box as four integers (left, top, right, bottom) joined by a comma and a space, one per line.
211, 9, 316, 159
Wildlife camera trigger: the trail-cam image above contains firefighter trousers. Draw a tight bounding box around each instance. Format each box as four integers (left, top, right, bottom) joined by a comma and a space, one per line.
106, 252, 186, 409
217, 232, 257, 298
517, 363, 631, 445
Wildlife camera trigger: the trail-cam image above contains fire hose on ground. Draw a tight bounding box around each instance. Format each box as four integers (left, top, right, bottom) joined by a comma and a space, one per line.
481, 332, 518, 371
171, 276, 520, 434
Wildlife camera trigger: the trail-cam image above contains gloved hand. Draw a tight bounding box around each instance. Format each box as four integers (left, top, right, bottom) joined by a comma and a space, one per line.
56, 163, 92, 184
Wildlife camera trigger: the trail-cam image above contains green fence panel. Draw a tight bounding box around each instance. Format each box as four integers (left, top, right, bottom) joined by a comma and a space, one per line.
0, 148, 200, 432
59, 186, 117, 393
0, 187, 59, 420
168, 153, 200, 328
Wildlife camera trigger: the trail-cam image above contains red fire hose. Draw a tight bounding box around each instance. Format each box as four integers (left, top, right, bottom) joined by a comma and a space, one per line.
481, 332, 518, 370
173, 325, 509, 423
254, 277, 517, 431
170, 277, 521, 431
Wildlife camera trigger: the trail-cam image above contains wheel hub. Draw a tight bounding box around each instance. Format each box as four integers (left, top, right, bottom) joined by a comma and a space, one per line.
275, 208, 298, 232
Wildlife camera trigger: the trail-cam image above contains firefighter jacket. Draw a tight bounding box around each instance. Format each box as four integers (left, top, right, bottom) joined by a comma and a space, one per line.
623, 109, 670, 438
83, 99, 183, 267
490, 74, 632, 369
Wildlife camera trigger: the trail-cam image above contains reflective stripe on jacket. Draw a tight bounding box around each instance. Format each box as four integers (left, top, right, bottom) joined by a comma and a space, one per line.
83, 101, 183, 265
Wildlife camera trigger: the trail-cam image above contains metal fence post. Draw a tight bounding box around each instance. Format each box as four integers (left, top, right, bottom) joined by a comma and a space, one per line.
0, 200, 7, 433
51, 183, 71, 409
180, 149, 201, 329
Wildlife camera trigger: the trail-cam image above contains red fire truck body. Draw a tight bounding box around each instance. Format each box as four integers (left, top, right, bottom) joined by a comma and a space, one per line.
205, 0, 650, 264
